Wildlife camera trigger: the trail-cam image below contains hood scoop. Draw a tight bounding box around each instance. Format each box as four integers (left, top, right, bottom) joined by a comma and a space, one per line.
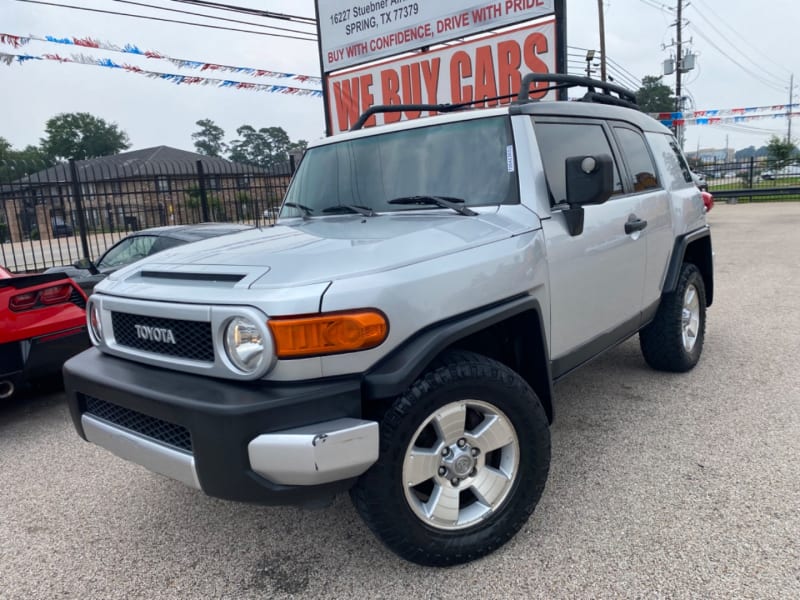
140, 270, 246, 283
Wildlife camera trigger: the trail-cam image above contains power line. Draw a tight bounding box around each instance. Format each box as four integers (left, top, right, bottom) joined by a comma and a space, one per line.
689, 4, 785, 87
110, 0, 317, 38
167, 0, 315, 25
692, 0, 791, 78
12, 0, 317, 42
687, 24, 786, 94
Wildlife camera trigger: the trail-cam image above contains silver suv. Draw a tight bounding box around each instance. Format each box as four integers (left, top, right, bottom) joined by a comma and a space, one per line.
64, 75, 713, 566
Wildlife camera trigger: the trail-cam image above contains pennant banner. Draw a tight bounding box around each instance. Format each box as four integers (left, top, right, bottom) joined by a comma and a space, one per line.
0, 51, 323, 97
651, 104, 799, 122
657, 111, 800, 128
0, 31, 322, 85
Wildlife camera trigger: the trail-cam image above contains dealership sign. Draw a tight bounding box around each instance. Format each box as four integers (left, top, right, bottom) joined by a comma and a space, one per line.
318, 0, 555, 71
327, 20, 556, 134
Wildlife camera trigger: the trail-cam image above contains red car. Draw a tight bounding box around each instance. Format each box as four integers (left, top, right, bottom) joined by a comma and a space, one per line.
1, 266, 89, 399
701, 190, 714, 213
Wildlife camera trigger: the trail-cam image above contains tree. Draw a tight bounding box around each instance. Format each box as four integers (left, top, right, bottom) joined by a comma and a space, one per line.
40, 112, 130, 161
228, 125, 291, 168
0, 137, 53, 181
192, 118, 227, 157
765, 135, 798, 169
636, 75, 676, 114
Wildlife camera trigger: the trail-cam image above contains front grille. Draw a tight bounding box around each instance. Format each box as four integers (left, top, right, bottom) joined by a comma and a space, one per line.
83, 395, 192, 453
111, 312, 213, 361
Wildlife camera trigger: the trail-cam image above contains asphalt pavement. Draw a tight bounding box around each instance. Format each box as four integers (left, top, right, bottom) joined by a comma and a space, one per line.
1, 202, 799, 599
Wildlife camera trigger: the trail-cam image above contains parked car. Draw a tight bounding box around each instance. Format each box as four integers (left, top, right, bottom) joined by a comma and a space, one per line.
63, 74, 714, 566
1, 266, 89, 399
46, 223, 253, 294
51, 218, 74, 238
701, 190, 714, 213
760, 164, 800, 180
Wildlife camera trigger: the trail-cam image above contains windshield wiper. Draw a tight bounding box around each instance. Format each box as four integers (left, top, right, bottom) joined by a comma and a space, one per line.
282, 201, 314, 219
321, 204, 376, 217
387, 195, 477, 216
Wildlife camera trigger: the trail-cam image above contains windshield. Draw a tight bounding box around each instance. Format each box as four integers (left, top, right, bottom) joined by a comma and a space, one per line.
283, 116, 519, 217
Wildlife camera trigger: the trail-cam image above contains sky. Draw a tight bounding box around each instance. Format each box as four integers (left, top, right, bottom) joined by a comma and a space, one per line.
2, 0, 798, 155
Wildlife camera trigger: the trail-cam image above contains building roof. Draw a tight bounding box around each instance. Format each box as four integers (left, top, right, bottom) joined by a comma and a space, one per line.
7, 146, 291, 186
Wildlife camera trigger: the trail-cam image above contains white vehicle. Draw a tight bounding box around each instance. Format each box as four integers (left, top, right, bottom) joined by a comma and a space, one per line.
64, 75, 713, 566
761, 164, 800, 180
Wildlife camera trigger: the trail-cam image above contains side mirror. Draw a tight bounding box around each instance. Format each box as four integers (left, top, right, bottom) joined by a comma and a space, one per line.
73, 257, 99, 275
561, 154, 614, 236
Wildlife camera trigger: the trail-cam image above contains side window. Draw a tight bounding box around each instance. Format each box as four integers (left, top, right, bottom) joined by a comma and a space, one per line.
533, 121, 623, 204
669, 138, 694, 183
97, 236, 159, 269
614, 127, 660, 192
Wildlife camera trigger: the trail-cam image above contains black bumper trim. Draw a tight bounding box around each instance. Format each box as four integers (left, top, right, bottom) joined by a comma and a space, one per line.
64, 348, 363, 505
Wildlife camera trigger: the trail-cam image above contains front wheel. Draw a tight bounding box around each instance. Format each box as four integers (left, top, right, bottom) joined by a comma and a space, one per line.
640, 262, 707, 372
350, 351, 550, 566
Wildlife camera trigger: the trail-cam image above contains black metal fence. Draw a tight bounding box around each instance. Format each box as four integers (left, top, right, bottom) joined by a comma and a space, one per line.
693, 157, 800, 201
1, 155, 295, 273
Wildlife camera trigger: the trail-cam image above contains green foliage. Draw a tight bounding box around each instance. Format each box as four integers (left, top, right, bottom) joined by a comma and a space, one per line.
41, 112, 130, 161
636, 75, 676, 114
192, 119, 227, 157
0, 136, 54, 182
228, 125, 292, 168
765, 136, 798, 169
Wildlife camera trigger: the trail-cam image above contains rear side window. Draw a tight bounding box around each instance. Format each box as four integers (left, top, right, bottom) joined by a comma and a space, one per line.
647, 133, 695, 188
614, 127, 660, 192
533, 121, 623, 204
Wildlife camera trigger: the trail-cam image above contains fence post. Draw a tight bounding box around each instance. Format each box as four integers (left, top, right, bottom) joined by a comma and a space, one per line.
195, 160, 210, 222
748, 157, 755, 189
68, 159, 91, 260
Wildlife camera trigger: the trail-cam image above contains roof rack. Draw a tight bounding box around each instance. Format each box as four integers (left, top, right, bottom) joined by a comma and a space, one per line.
517, 73, 638, 108
349, 73, 639, 131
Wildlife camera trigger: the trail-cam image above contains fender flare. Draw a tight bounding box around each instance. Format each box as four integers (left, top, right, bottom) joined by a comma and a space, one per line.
663, 225, 714, 306
363, 295, 554, 420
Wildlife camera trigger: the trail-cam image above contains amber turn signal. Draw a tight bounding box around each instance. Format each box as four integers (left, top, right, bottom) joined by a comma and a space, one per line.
268, 310, 388, 358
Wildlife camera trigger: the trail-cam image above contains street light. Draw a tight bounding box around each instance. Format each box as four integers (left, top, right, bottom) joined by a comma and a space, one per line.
585, 50, 596, 78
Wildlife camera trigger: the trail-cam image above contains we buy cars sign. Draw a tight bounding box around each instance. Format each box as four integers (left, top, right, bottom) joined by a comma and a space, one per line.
327, 19, 556, 135
318, 0, 555, 71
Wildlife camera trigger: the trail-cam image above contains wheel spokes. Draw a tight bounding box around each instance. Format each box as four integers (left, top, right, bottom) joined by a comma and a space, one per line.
426, 482, 461, 524
470, 466, 511, 507
431, 403, 466, 446
468, 414, 514, 453
405, 447, 442, 487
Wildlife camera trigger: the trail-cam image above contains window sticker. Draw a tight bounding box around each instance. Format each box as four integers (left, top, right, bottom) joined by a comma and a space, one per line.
506, 145, 515, 172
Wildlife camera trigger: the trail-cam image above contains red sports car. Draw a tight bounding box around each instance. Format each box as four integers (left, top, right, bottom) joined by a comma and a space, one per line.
1, 266, 90, 399
701, 190, 714, 213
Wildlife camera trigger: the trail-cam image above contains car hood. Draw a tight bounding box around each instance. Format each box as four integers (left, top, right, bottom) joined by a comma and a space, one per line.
100, 212, 536, 296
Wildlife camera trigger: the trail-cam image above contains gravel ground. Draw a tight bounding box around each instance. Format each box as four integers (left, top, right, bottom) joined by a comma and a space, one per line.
1, 202, 799, 599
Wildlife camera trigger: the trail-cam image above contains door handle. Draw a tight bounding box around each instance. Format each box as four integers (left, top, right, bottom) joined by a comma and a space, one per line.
625, 216, 648, 234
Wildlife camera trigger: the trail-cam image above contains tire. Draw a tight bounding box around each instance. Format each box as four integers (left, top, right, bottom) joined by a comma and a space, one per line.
639, 262, 707, 372
350, 350, 550, 566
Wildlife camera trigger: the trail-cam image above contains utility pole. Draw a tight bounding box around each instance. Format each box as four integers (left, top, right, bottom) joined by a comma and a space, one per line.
597, 0, 607, 82
788, 73, 794, 143
674, 0, 683, 143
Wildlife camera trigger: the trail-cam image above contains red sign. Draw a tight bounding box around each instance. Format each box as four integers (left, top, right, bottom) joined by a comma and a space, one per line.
327, 20, 556, 135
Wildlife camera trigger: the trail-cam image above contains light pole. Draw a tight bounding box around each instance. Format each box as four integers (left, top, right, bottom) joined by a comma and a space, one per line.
585, 50, 596, 78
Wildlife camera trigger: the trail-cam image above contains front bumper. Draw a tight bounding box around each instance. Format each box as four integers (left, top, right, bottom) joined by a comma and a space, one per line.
64, 348, 378, 505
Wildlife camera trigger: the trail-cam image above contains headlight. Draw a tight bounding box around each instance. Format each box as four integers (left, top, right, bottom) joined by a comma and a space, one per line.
224, 316, 266, 373
88, 299, 103, 344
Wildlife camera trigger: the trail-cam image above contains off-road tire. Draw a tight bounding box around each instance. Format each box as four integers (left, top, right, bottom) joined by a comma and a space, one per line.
640, 262, 707, 372
350, 350, 550, 566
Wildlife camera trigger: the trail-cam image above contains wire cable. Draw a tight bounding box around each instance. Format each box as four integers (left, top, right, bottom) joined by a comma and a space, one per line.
167, 0, 315, 25
12, 0, 317, 42
110, 0, 317, 37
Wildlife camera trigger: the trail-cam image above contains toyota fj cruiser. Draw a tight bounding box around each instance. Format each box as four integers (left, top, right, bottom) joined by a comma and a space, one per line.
64, 75, 713, 566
